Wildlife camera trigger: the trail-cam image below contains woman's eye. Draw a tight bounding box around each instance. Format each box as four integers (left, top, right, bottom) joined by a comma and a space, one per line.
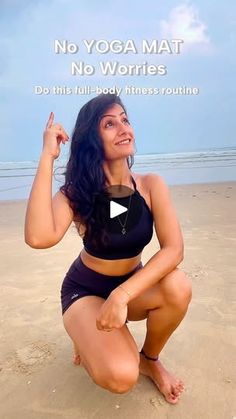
105, 121, 113, 128
104, 118, 130, 128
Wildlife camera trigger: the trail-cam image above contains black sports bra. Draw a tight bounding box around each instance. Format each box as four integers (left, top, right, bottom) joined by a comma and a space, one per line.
83, 176, 153, 259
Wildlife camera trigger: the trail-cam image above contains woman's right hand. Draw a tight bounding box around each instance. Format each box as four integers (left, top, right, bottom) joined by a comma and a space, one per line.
42, 112, 69, 160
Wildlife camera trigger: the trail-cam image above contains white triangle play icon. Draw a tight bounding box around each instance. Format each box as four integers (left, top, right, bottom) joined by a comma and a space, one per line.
110, 201, 128, 219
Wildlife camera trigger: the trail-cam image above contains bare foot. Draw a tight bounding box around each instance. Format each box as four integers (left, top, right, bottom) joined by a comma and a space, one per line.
73, 344, 81, 365
139, 352, 185, 404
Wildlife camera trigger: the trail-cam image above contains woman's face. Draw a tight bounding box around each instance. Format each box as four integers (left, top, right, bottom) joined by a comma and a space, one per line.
98, 103, 135, 160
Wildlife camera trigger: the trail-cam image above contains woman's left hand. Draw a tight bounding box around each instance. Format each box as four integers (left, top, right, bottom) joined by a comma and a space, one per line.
96, 289, 129, 331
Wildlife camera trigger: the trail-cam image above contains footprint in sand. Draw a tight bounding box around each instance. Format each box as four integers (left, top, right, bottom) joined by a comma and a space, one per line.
3, 341, 56, 375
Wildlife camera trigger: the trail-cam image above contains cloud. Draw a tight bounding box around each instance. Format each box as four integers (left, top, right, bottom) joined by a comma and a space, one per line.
160, 3, 211, 50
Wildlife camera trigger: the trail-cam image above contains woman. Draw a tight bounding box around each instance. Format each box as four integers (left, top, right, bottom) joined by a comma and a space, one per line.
24, 93, 192, 404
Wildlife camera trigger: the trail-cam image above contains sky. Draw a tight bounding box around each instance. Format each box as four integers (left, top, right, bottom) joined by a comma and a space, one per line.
0, 0, 235, 162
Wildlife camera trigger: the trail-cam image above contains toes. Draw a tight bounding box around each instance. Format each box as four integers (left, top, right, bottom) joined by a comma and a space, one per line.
176, 380, 185, 391
178, 381, 185, 392
73, 354, 81, 365
166, 392, 179, 404
172, 386, 181, 397
175, 386, 184, 396
171, 380, 185, 398
162, 385, 180, 404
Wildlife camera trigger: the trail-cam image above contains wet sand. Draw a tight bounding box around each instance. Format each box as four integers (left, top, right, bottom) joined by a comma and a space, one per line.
0, 181, 235, 419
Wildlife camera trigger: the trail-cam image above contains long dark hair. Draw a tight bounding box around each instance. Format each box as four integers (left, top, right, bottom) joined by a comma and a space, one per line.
59, 93, 134, 249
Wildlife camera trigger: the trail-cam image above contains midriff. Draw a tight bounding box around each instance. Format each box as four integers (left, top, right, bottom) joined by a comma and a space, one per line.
80, 247, 142, 276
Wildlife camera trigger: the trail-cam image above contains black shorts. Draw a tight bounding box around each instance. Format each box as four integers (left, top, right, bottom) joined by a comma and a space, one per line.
60, 253, 143, 316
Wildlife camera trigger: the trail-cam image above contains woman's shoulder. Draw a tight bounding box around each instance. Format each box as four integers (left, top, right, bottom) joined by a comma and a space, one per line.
131, 172, 161, 213
132, 172, 170, 212
132, 172, 166, 193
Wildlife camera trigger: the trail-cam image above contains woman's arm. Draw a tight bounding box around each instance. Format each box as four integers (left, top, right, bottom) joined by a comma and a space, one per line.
24, 152, 57, 247
24, 152, 75, 248
111, 174, 184, 303
24, 113, 70, 248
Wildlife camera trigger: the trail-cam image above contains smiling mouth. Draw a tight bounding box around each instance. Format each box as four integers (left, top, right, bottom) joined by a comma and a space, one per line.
115, 139, 132, 145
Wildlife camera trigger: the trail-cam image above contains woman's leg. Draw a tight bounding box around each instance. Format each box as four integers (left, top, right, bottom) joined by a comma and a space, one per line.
63, 295, 140, 394
63, 256, 191, 404
127, 268, 192, 403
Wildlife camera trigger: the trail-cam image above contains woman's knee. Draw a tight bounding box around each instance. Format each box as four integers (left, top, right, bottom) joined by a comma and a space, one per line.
162, 269, 192, 311
92, 360, 140, 394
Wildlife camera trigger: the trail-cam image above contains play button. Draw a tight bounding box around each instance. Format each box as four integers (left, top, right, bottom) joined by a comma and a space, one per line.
105, 182, 143, 234
110, 201, 128, 219
92, 178, 143, 235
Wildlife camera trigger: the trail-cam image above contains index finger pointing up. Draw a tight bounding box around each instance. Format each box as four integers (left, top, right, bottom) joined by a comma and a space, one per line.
46, 112, 54, 129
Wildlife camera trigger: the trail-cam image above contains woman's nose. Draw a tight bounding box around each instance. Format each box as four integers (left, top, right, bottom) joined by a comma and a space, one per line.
117, 121, 130, 135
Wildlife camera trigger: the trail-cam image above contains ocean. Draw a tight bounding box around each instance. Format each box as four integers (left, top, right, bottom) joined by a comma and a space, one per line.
0, 147, 235, 201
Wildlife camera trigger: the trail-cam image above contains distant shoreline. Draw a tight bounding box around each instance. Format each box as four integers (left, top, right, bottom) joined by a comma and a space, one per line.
1, 148, 236, 201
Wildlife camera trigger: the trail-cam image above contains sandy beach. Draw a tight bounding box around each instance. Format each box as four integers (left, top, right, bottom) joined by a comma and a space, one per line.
0, 181, 235, 419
